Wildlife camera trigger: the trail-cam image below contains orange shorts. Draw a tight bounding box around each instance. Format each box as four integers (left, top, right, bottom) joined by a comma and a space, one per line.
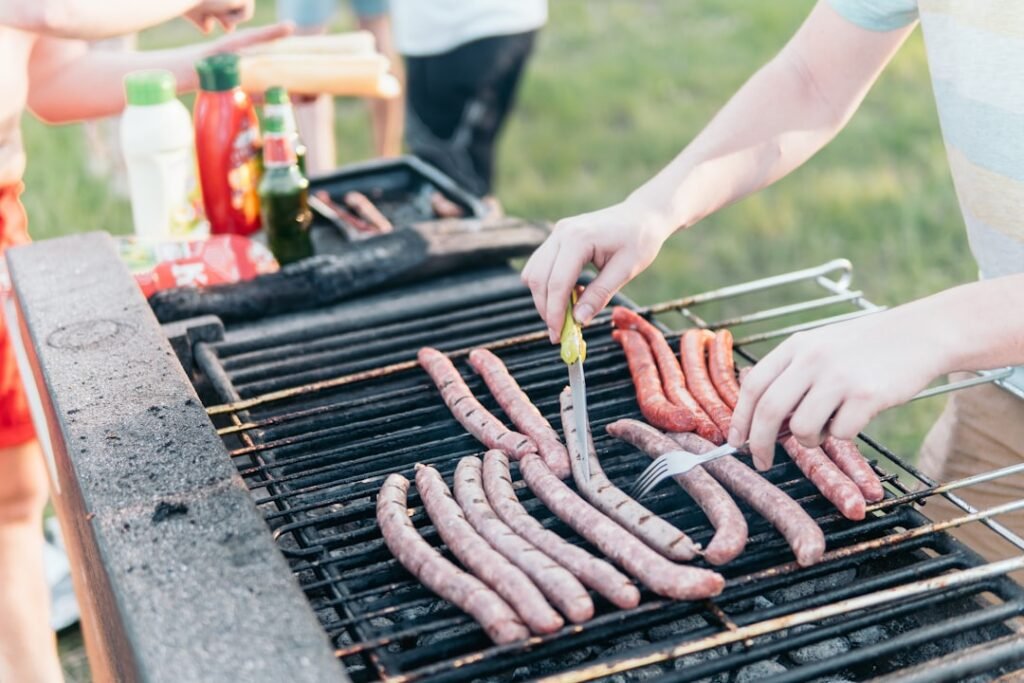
0, 183, 33, 448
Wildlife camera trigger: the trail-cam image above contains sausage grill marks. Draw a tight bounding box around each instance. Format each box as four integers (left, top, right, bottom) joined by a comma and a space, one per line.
680, 329, 733, 440
612, 328, 699, 433
415, 464, 564, 634
667, 432, 826, 567
418, 347, 537, 459
453, 456, 593, 623
781, 436, 866, 521
611, 308, 723, 443
559, 388, 700, 562
467, 348, 571, 479
376, 473, 529, 644
481, 450, 641, 610
605, 419, 748, 566
822, 436, 885, 503
517, 453, 726, 601
708, 329, 741, 410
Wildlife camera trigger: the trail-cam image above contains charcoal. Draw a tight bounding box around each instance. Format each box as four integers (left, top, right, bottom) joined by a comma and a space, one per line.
648, 614, 708, 641
847, 625, 887, 647
735, 659, 787, 682
151, 501, 188, 523
672, 645, 726, 673
790, 636, 850, 664
368, 616, 394, 630
416, 622, 477, 647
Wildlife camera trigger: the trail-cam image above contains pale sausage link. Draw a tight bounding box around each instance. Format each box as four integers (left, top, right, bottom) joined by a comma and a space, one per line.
482, 450, 641, 610
708, 329, 741, 410
344, 190, 394, 233
415, 465, 564, 634
518, 453, 725, 601
467, 348, 570, 479
611, 307, 723, 443
821, 436, 885, 503
680, 329, 732, 440
560, 388, 699, 561
454, 456, 594, 623
376, 473, 529, 643
613, 329, 699, 433
606, 419, 747, 565
781, 436, 866, 521
418, 347, 537, 459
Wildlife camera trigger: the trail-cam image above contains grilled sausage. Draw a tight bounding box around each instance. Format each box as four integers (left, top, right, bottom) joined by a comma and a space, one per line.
708, 329, 741, 410
418, 347, 537, 459
560, 389, 699, 562
680, 329, 732, 440
611, 307, 722, 443
344, 191, 394, 233
415, 465, 563, 634
467, 348, 571, 479
781, 436, 866, 521
454, 456, 593, 623
482, 450, 641, 610
376, 473, 529, 643
668, 432, 826, 567
605, 419, 747, 565
518, 453, 725, 601
431, 191, 465, 218
613, 329, 699, 433
821, 436, 884, 503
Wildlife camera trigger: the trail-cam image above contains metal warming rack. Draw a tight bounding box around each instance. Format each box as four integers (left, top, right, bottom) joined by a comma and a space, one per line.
193, 259, 1024, 682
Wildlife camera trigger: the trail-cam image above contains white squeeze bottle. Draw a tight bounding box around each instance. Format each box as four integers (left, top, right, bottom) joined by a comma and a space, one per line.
121, 70, 204, 240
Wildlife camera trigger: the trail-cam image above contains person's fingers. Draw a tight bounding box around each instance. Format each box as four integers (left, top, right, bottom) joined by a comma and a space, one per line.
573, 249, 634, 326
787, 382, 842, 448
827, 398, 874, 441
544, 242, 590, 343
209, 21, 294, 54
728, 341, 795, 447
747, 365, 812, 470
521, 238, 560, 342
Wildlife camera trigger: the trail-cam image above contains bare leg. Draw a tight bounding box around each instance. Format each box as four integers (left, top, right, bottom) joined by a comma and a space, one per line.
0, 439, 62, 683
357, 14, 405, 158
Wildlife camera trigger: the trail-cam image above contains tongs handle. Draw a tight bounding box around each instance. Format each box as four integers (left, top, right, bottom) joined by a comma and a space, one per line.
560, 288, 587, 365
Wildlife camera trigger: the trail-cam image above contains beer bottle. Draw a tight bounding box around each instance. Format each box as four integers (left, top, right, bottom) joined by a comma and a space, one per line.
259, 108, 312, 264
263, 86, 308, 174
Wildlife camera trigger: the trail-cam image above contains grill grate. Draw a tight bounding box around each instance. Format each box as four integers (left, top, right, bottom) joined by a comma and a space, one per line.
192, 264, 1024, 682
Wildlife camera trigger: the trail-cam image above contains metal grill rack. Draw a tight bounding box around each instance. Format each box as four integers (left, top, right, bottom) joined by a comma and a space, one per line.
192, 260, 1024, 682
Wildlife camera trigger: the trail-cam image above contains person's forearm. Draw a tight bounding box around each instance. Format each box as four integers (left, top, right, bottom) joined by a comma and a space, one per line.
0, 0, 199, 39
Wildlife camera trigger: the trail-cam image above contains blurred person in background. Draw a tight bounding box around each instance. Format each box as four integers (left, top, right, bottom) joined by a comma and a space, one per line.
276, 0, 404, 171
391, 0, 547, 213
523, 1, 1024, 560
0, 2, 289, 679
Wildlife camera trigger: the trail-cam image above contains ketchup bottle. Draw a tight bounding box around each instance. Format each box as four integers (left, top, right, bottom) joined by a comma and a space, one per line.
194, 53, 262, 235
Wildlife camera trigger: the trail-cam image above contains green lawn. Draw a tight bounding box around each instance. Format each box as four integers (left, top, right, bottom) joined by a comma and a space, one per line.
23, 1, 965, 462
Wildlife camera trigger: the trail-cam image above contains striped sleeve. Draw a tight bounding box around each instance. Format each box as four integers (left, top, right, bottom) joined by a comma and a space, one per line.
828, 0, 919, 31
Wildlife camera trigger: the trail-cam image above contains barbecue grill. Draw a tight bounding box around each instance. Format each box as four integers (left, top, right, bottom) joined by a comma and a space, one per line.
7, 232, 1024, 682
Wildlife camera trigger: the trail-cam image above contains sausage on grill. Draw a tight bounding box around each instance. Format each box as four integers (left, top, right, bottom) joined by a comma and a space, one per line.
415, 464, 563, 634
613, 329, 699, 433
821, 436, 884, 503
606, 419, 747, 565
344, 190, 394, 233
418, 347, 537, 459
431, 191, 465, 218
467, 348, 570, 479
668, 432, 826, 567
611, 307, 722, 443
680, 329, 733, 439
518, 453, 725, 601
708, 329, 741, 410
482, 450, 641, 610
560, 389, 699, 562
781, 436, 866, 521
376, 473, 529, 643
454, 456, 593, 623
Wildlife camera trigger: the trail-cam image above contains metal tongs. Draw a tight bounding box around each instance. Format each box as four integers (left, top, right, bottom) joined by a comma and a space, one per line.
561, 291, 591, 482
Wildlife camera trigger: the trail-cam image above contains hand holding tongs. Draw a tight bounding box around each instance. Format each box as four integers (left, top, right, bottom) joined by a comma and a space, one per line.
561, 291, 592, 482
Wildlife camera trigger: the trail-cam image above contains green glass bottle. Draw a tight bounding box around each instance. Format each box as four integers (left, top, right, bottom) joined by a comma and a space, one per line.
259, 112, 312, 264
263, 86, 308, 174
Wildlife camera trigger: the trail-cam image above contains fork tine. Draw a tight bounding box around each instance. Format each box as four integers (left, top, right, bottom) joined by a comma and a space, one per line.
634, 471, 664, 499
630, 458, 668, 499
631, 457, 665, 492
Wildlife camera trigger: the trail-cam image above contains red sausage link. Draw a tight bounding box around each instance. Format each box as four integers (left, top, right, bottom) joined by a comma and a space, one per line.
418, 347, 537, 459
613, 329, 698, 433
611, 307, 722, 443
708, 329, 741, 410
467, 348, 570, 479
482, 450, 641, 610
680, 329, 732, 440
822, 436, 884, 503
376, 473, 529, 643
781, 436, 866, 521
415, 465, 564, 634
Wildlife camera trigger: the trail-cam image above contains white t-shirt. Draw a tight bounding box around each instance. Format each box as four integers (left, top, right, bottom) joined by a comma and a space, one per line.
391, 0, 548, 57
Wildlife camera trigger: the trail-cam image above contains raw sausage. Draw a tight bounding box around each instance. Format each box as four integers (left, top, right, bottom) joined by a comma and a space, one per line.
376, 473, 529, 643
518, 453, 725, 601
668, 432, 826, 567
781, 436, 866, 521
415, 464, 563, 634
482, 450, 641, 610
613, 329, 698, 433
708, 329, 741, 410
680, 329, 732, 439
467, 348, 570, 479
605, 419, 747, 565
454, 456, 593, 623
344, 190, 394, 233
418, 347, 537, 459
821, 436, 884, 503
431, 191, 465, 218
560, 389, 699, 562
611, 307, 722, 443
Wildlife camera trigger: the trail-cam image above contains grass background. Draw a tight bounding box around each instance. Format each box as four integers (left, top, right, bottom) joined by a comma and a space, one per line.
30, 4, 966, 677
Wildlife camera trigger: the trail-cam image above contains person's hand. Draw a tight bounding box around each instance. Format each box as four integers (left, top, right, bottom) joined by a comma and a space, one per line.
196, 21, 293, 58
521, 198, 675, 343
728, 307, 951, 470
186, 0, 255, 34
